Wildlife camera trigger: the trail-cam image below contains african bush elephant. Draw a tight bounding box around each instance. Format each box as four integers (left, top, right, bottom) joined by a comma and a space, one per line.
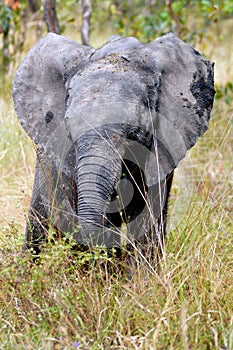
13, 33, 215, 258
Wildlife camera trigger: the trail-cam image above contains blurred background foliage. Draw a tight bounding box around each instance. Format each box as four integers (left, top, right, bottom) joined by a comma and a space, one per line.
0, 0, 233, 93
109, 0, 233, 43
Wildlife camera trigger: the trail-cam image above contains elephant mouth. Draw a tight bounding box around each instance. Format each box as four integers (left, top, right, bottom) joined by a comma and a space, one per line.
107, 159, 148, 224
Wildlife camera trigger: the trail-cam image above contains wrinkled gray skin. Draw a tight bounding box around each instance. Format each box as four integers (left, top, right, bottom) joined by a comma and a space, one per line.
13, 33, 215, 258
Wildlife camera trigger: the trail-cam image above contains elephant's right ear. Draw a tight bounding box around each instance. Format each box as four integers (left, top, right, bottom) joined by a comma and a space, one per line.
134, 33, 215, 184
13, 33, 94, 147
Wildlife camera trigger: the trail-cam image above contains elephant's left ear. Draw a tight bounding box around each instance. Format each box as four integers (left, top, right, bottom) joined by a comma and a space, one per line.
135, 33, 215, 183
13, 33, 94, 148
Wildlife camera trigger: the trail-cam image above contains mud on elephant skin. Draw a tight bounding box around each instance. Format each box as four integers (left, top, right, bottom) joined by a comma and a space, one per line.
13, 33, 215, 258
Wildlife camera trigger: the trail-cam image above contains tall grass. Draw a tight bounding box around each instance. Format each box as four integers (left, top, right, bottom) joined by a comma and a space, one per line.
0, 36, 233, 350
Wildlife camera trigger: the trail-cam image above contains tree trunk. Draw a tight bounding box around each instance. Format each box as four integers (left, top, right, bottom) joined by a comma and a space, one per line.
27, 0, 41, 13
3, 30, 10, 71
26, 0, 43, 40
81, 0, 91, 46
42, 0, 60, 34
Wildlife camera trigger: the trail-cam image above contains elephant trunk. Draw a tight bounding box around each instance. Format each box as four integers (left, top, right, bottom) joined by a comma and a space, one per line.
75, 131, 124, 247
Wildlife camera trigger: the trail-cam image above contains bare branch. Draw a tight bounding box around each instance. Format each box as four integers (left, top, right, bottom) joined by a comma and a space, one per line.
42, 0, 60, 34
165, 0, 182, 38
81, 0, 92, 46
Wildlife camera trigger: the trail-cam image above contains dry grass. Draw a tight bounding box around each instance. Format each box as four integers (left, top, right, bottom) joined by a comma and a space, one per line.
0, 24, 233, 349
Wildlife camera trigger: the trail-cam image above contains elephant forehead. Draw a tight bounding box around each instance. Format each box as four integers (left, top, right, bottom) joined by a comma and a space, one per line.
67, 64, 159, 110
65, 101, 155, 142
65, 63, 160, 140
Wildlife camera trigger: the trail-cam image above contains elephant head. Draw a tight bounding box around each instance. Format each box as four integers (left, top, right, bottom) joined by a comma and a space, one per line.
13, 33, 215, 251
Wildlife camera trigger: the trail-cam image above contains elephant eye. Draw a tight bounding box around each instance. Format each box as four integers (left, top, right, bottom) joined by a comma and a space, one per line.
45, 111, 54, 124
127, 127, 141, 140
127, 127, 152, 147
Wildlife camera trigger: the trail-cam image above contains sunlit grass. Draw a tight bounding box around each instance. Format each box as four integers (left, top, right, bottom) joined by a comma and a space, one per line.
0, 88, 35, 240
